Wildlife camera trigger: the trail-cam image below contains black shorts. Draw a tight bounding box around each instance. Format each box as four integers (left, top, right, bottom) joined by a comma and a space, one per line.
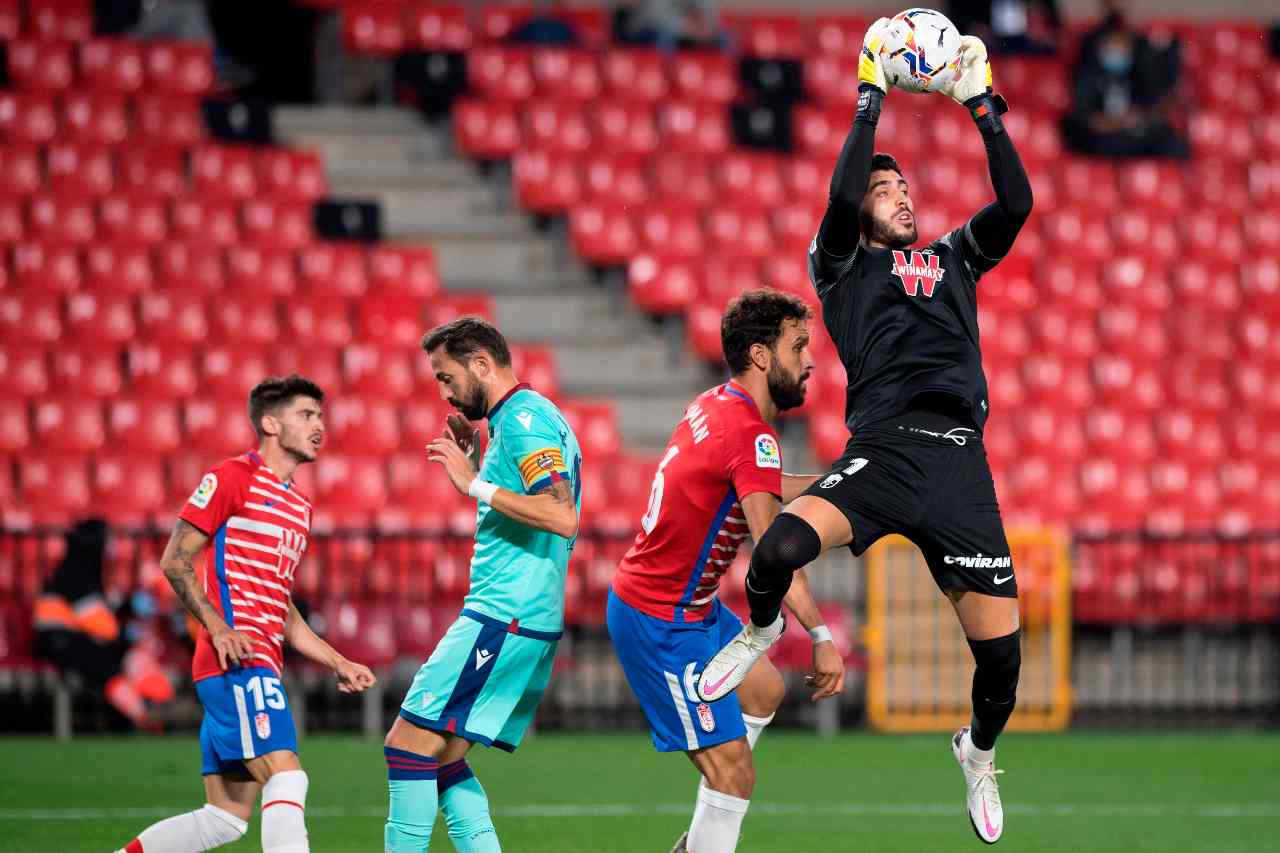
804, 407, 1017, 598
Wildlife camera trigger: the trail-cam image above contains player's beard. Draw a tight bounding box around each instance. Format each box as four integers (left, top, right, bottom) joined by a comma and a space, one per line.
449, 372, 490, 421
861, 206, 917, 249
280, 424, 319, 463
767, 360, 808, 411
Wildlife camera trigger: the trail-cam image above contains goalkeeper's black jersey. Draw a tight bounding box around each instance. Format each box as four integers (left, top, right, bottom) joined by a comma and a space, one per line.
808, 219, 999, 435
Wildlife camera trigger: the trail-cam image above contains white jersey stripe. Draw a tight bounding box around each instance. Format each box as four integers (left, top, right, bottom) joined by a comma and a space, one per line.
240, 590, 289, 612
244, 502, 307, 527
225, 570, 289, 595
226, 516, 285, 539
226, 553, 279, 573
254, 474, 311, 508
230, 605, 286, 625
664, 671, 698, 750
224, 537, 278, 556
248, 485, 308, 514
253, 653, 282, 674
690, 591, 720, 605
719, 531, 750, 541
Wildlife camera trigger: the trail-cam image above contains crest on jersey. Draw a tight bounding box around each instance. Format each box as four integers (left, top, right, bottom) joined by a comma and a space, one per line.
755, 434, 781, 469
696, 702, 716, 733
255, 711, 271, 739
189, 473, 218, 509
891, 250, 945, 298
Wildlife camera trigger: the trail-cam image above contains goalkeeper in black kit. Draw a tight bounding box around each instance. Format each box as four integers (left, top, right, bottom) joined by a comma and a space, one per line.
697, 17, 1034, 845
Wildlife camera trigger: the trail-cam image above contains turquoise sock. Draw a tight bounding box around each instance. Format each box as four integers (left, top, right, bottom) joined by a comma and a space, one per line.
385, 746, 439, 852
438, 760, 501, 853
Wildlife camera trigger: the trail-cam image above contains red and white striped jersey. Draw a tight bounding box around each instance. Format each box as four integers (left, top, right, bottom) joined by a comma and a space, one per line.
179, 449, 311, 681
612, 382, 782, 622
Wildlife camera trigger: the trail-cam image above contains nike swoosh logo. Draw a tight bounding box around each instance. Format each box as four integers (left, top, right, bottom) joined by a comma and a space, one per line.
982, 800, 998, 838
263, 500, 276, 508
993, 573, 1013, 585
701, 666, 738, 698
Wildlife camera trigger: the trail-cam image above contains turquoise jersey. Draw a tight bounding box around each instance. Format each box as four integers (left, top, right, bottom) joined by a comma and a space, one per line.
464, 385, 582, 634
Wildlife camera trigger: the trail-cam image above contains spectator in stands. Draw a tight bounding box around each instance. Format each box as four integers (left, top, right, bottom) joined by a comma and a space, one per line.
614, 0, 728, 52
508, 0, 580, 46
1062, 0, 1188, 158
33, 520, 174, 731
948, 0, 1063, 55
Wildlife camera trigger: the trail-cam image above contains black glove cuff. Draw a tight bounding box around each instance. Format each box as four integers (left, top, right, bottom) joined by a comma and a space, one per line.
965, 93, 1009, 136
855, 84, 884, 126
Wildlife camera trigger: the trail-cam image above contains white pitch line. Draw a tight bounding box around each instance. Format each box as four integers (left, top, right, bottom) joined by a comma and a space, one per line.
0, 803, 1277, 821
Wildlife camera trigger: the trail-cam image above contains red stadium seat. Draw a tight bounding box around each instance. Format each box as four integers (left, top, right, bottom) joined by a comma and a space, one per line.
508, 344, 561, 400
63, 289, 136, 346
78, 38, 144, 92
144, 41, 214, 94
669, 51, 737, 103
191, 144, 259, 201
650, 153, 716, 206
396, 397, 453, 453
6, 38, 74, 90
811, 14, 870, 57
1084, 407, 1155, 461
182, 398, 255, 454
0, 144, 41, 195
225, 246, 298, 297
702, 255, 765, 307
560, 399, 620, 462
1155, 408, 1226, 466
477, 4, 533, 42
256, 148, 327, 202
733, 13, 804, 57
580, 152, 649, 206
33, 397, 105, 452
0, 397, 29, 452
107, 397, 182, 454
342, 343, 415, 400
792, 105, 849, 159
27, 192, 96, 243
313, 453, 388, 517
467, 46, 535, 101
240, 198, 314, 250
0, 91, 58, 144
92, 452, 168, 525
513, 148, 580, 214
117, 145, 187, 198
132, 94, 205, 146
406, 2, 471, 51
342, 0, 405, 55
169, 197, 241, 246
658, 101, 730, 156
636, 205, 705, 257
18, 455, 91, 523
274, 345, 342, 395
60, 91, 129, 145
715, 152, 785, 209
326, 395, 402, 455
137, 291, 209, 345
28, 0, 91, 41
1021, 354, 1094, 409
300, 241, 369, 297
0, 346, 48, 397
588, 100, 660, 157
704, 206, 773, 259
600, 49, 668, 103
366, 243, 439, 299
0, 293, 61, 348
771, 200, 824, 251
97, 194, 168, 245
126, 342, 197, 398
154, 242, 225, 293
452, 97, 522, 160
355, 290, 426, 348
762, 253, 811, 301
209, 294, 282, 345
523, 98, 593, 154
569, 202, 639, 266
45, 142, 113, 195
425, 293, 494, 327
319, 600, 396, 666
0, 195, 25, 242
684, 300, 723, 362
12, 241, 81, 291
628, 253, 699, 315
199, 346, 272, 399
285, 292, 352, 348
808, 411, 850, 465
532, 48, 602, 101
804, 54, 859, 107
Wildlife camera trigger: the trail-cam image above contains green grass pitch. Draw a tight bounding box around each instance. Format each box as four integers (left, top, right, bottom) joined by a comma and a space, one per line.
1, 732, 1277, 852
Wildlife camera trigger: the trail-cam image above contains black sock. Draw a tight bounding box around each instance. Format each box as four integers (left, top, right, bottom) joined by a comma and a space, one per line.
745, 514, 822, 627
967, 630, 1021, 751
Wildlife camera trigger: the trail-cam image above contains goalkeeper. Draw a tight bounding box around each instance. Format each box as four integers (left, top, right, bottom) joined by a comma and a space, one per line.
698, 17, 1033, 845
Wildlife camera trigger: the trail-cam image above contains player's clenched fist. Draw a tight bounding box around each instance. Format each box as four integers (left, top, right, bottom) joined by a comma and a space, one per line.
805, 640, 846, 701
334, 658, 377, 693
858, 17, 892, 94
445, 412, 482, 465
209, 625, 254, 670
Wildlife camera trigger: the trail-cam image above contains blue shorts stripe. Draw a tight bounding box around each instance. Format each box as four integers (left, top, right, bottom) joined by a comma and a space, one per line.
436, 622, 507, 734
460, 608, 563, 641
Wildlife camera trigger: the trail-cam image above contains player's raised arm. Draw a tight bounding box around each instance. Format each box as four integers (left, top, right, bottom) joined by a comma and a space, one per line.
816, 17, 892, 258
159, 518, 252, 671
939, 36, 1034, 266
284, 603, 377, 693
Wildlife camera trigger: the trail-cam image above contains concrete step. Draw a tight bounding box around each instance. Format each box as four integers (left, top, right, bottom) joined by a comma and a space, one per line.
327, 157, 479, 187
554, 342, 704, 396
430, 235, 561, 288
274, 104, 427, 135
493, 291, 629, 345
276, 129, 451, 173
333, 180, 522, 239
611, 393, 700, 450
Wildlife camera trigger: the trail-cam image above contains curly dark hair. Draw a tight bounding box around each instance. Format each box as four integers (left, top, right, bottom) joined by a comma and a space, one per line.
421, 316, 512, 368
248, 375, 324, 440
871, 152, 903, 177
720, 289, 813, 374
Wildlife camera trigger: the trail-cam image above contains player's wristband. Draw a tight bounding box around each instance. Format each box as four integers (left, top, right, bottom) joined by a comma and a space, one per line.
965, 93, 1010, 136
467, 479, 499, 504
808, 625, 833, 644
855, 84, 883, 126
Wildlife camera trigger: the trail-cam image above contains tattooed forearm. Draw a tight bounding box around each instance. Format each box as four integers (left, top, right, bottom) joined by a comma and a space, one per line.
161, 519, 223, 631
537, 478, 576, 507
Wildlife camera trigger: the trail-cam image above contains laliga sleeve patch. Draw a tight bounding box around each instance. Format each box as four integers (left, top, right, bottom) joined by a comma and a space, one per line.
189, 473, 218, 509
754, 434, 781, 469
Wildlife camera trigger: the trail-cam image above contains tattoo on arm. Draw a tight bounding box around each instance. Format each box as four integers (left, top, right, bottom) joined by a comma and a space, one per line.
161, 519, 221, 630
534, 478, 576, 506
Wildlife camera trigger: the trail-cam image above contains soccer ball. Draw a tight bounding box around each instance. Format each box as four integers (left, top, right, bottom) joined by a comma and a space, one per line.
878, 8, 964, 94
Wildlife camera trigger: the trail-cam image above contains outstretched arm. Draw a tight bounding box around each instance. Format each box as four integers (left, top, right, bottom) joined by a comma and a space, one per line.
285, 603, 377, 693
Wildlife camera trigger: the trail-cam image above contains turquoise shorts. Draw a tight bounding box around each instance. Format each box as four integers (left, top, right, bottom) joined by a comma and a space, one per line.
398, 609, 560, 752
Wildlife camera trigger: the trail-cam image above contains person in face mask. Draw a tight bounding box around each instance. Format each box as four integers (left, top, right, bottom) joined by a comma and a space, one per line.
1061, 0, 1188, 158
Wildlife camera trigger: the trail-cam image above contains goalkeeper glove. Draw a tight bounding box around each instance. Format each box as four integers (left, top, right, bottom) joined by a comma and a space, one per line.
939, 35, 1009, 128
857, 17, 892, 95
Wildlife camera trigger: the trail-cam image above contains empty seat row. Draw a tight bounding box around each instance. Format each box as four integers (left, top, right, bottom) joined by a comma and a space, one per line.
6, 37, 213, 94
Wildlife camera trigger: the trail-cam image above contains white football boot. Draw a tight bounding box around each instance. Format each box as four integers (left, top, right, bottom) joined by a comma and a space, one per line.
952, 726, 1005, 844
696, 615, 784, 702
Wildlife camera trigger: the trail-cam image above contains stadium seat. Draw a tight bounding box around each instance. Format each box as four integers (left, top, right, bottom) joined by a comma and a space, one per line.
560, 399, 620, 462
144, 41, 214, 95
225, 246, 298, 297
0, 195, 25, 243
33, 397, 105, 452
256, 148, 327, 202
117, 145, 187, 198
669, 51, 737, 103
274, 344, 342, 395
60, 91, 129, 145
0, 397, 30, 452
198, 346, 272, 399
807, 411, 850, 466
182, 397, 256, 454
154, 242, 226, 293
49, 343, 123, 397
523, 99, 593, 153
169, 197, 241, 246
0, 291, 62, 343
532, 48, 602, 101
27, 191, 97, 242
82, 243, 151, 295
508, 344, 561, 401
452, 97, 522, 160
589, 101, 661, 157
628, 253, 699, 315
240, 198, 314, 250
299, 241, 369, 297
810, 14, 870, 57
580, 152, 649, 207
126, 342, 197, 398
78, 38, 145, 92
0, 346, 48, 397
209, 294, 282, 345
406, 2, 472, 51
425, 293, 494, 328
395, 397, 453, 454
793, 105, 849, 159
285, 292, 353, 348
804, 53, 860, 107
704, 206, 773, 259
658, 100, 730, 156
1084, 406, 1156, 461
569, 202, 639, 266
132, 94, 205, 146
313, 453, 389, 520
191, 144, 259, 201
467, 46, 535, 101
600, 49, 668, 102
633, 205, 702, 258
367, 243, 440, 300
7, 38, 74, 91
701, 254, 765, 307
97, 194, 168, 245
649, 153, 716, 206
772, 200, 824, 251
356, 291, 426, 348
0, 143, 41, 195
513, 148, 580, 213
107, 397, 182, 454
0, 91, 58, 144
18, 455, 91, 523
325, 395, 402, 455
341, 343, 416, 400
92, 452, 168, 526
15, 239, 85, 291
28, 0, 92, 41
715, 152, 786, 209
319, 600, 397, 667
731, 13, 804, 57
